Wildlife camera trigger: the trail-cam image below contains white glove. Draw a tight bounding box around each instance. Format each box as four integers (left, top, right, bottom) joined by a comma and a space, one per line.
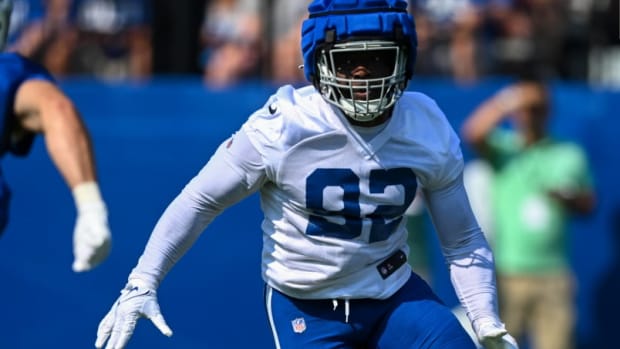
475, 317, 519, 349
95, 280, 173, 349
72, 182, 112, 272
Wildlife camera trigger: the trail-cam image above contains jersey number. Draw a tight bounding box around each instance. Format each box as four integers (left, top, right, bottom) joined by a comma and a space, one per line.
306, 168, 417, 242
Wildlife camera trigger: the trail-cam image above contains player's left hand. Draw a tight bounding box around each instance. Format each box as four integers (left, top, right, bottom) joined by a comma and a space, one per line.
476, 318, 519, 349
95, 280, 172, 349
72, 182, 111, 272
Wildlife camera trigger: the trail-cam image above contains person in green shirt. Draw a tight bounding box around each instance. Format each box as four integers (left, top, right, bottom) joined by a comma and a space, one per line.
461, 79, 596, 349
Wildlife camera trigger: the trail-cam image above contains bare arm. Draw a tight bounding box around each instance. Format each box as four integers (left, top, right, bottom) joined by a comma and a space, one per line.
548, 186, 596, 214
460, 92, 508, 150
13, 78, 110, 272
13, 79, 96, 189
129, 129, 267, 289
461, 82, 545, 154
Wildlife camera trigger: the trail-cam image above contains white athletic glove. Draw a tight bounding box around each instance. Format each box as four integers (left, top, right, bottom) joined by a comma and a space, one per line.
72, 182, 112, 272
475, 318, 519, 349
95, 280, 173, 349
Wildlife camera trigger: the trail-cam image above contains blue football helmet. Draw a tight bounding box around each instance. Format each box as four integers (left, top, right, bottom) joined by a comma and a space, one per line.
301, 0, 417, 122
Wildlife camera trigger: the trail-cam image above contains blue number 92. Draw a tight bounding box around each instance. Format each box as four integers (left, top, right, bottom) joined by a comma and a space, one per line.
305, 168, 417, 243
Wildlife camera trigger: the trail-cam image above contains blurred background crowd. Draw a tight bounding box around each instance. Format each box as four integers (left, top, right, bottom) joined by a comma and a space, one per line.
4, 0, 620, 88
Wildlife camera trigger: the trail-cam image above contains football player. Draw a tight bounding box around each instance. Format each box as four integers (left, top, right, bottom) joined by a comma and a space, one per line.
0, 0, 111, 272
95, 0, 517, 348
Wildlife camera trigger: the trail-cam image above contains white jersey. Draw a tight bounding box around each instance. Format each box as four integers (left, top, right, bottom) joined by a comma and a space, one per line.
129, 85, 499, 324
242, 85, 462, 299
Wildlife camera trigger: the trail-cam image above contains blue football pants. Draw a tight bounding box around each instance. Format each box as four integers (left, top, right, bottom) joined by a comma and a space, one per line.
265, 272, 477, 349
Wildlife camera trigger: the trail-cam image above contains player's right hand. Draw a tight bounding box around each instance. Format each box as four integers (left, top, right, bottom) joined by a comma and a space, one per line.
72, 182, 112, 272
95, 280, 173, 349
72, 199, 111, 272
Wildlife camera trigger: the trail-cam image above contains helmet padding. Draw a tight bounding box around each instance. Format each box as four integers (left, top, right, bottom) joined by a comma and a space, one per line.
301, 0, 417, 83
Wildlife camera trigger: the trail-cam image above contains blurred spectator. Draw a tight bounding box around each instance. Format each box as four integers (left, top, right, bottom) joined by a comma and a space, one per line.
520, 0, 570, 79
555, 0, 593, 80
410, 0, 486, 83
484, 0, 610, 82
8, 0, 77, 76
5, 0, 43, 46
587, 0, 620, 88
6, 0, 615, 85
461, 78, 596, 349
485, 2, 537, 78
200, 0, 262, 87
71, 0, 152, 81
151, 0, 207, 75
7, 0, 152, 80
449, 4, 483, 83
407, 0, 614, 84
267, 0, 310, 84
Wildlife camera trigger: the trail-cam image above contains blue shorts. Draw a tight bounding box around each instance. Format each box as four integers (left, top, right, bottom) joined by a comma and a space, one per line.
265, 272, 476, 349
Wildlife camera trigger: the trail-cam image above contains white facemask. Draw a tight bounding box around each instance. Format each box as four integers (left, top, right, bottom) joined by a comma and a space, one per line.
316, 40, 409, 123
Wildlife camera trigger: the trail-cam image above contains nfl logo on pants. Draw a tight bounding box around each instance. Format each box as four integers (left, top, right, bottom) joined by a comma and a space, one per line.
291, 318, 306, 333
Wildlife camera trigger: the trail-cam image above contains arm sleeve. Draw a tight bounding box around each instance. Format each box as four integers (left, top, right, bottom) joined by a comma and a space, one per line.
128, 129, 267, 289
422, 173, 501, 332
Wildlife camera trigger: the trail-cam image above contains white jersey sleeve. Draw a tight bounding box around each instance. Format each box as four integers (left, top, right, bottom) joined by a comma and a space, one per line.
423, 173, 501, 332
128, 129, 267, 289
402, 92, 501, 328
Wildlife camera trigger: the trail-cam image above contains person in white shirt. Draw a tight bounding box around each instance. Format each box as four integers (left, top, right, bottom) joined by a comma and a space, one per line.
94, 1, 517, 348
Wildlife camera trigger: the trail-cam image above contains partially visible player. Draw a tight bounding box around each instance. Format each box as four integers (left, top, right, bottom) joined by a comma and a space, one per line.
95, 1, 516, 348
0, 0, 111, 272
